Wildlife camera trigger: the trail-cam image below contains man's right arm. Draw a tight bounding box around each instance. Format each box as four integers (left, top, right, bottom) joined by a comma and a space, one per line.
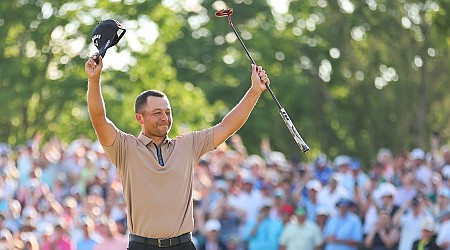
85, 55, 117, 147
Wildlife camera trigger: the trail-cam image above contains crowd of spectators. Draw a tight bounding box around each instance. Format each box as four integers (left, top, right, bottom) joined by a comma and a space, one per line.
0, 134, 449, 250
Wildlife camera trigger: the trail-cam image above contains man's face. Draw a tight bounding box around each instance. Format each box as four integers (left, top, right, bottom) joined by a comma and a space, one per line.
137, 96, 172, 137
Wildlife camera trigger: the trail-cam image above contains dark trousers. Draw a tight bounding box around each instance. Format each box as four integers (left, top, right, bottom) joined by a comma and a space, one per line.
128, 240, 197, 250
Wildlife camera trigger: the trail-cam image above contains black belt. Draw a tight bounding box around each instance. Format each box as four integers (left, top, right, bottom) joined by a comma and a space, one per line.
129, 232, 192, 248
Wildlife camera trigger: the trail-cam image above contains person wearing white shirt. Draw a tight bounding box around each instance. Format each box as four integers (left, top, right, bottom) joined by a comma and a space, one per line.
436, 210, 450, 250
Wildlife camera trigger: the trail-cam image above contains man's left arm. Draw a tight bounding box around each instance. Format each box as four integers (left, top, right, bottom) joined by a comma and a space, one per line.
213, 64, 269, 147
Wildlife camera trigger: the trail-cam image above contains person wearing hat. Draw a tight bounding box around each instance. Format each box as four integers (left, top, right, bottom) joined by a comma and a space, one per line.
85, 28, 271, 249
392, 196, 430, 250
436, 210, 450, 250
323, 198, 363, 250
312, 153, 334, 186
411, 216, 440, 250
299, 179, 322, 223
279, 206, 323, 250
363, 183, 400, 235
315, 207, 329, 233
410, 148, 433, 193
431, 188, 450, 220
364, 209, 400, 250
244, 202, 283, 250
198, 219, 228, 250
317, 174, 351, 216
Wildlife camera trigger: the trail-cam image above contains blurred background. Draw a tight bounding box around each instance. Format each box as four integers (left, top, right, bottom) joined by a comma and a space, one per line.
1, 1, 450, 250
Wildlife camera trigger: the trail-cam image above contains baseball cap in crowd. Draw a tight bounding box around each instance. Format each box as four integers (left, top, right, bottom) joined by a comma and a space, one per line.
306, 179, 322, 192
295, 207, 306, 216
350, 160, 361, 170
273, 188, 285, 198
438, 188, 450, 199
438, 210, 450, 221
91, 19, 126, 59
375, 182, 397, 199
205, 219, 221, 232
336, 198, 353, 207
280, 204, 295, 215
334, 155, 351, 168
420, 217, 435, 231
314, 153, 327, 167
410, 148, 425, 161
316, 207, 328, 216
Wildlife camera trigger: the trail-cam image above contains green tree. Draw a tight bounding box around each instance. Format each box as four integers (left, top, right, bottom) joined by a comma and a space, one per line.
0, 1, 216, 146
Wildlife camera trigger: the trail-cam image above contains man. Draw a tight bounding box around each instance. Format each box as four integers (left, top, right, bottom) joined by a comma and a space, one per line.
198, 219, 228, 250
411, 216, 440, 250
85, 54, 270, 250
436, 210, 450, 250
76, 217, 100, 250
244, 202, 283, 250
323, 198, 363, 250
279, 207, 323, 250
392, 196, 430, 250
93, 217, 128, 250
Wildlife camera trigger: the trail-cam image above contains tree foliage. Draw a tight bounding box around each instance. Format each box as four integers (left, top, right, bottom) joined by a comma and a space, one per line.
1, 0, 448, 164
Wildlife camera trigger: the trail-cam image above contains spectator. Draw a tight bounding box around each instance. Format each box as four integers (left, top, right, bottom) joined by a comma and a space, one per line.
313, 154, 334, 186
38, 222, 54, 250
93, 217, 128, 250
199, 219, 228, 250
323, 198, 363, 250
436, 210, 450, 250
211, 197, 244, 245
279, 206, 323, 250
279, 203, 295, 225
432, 188, 450, 220
228, 175, 264, 224
393, 196, 430, 250
0, 228, 14, 250
315, 207, 329, 233
364, 183, 400, 235
244, 202, 283, 250
52, 223, 74, 250
317, 174, 350, 216
364, 209, 399, 250
76, 217, 100, 250
412, 216, 441, 250
394, 172, 417, 206
300, 179, 322, 222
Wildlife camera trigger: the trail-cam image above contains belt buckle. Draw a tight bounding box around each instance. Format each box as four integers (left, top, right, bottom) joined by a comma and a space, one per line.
158, 238, 172, 248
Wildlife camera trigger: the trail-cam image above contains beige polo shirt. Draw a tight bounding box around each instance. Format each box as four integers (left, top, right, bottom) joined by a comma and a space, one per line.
103, 127, 214, 238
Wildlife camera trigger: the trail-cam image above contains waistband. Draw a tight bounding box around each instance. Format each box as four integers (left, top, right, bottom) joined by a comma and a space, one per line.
129, 232, 192, 248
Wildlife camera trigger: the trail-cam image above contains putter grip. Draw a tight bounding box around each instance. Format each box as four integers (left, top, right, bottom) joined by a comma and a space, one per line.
279, 108, 310, 153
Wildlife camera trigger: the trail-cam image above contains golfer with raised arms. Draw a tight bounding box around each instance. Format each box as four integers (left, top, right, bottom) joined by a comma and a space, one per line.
85, 53, 270, 249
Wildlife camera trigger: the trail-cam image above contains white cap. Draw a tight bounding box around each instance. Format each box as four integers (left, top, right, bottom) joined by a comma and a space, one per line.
205, 219, 221, 232
306, 179, 322, 192
334, 155, 351, 167
316, 207, 328, 216
420, 217, 435, 231
375, 183, 397, 199
411, 148, 425, 160
268, 151, 287, 168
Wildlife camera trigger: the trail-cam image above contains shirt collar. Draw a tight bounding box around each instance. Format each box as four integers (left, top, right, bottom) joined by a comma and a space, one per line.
137, 133, 172, 146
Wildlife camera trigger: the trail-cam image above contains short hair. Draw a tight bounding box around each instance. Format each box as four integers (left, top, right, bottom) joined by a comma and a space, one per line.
135, 90, 166, 114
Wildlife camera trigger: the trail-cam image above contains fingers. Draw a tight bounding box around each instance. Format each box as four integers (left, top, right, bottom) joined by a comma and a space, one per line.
256, 65, 270, 85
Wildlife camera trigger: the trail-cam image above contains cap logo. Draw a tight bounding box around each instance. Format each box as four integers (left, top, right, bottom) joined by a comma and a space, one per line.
92, 34, 101, 47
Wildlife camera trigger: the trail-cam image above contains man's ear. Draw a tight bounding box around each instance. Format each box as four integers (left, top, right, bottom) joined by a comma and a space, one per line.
136, 113, 144, 124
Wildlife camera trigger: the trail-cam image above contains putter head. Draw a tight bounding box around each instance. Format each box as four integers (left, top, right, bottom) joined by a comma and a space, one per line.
215, 8, 233, 17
